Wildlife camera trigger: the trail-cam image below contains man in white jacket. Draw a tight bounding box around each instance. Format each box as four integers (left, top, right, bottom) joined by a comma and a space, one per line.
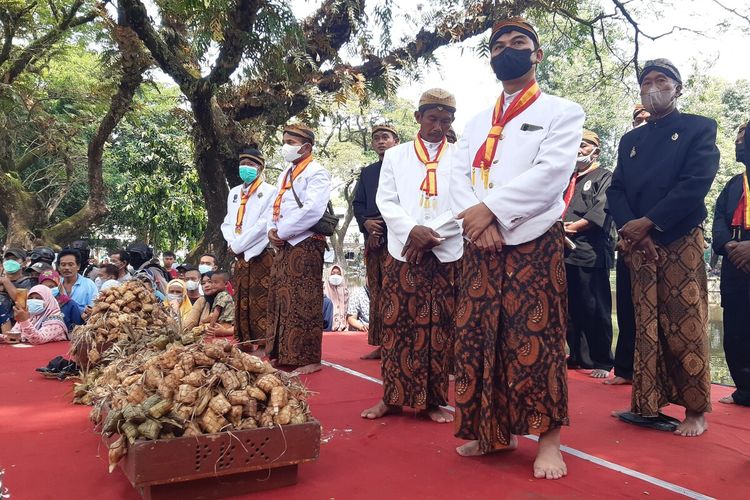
450, 18, 584, 480
360, 88, 462, 424
267, 124, 332, 375
221, 147, 276, 352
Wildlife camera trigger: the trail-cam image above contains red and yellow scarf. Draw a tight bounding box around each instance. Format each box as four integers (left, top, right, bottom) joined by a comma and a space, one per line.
731, 171, 750, 234
413, 135, 448, 203
472, 79, 541, 188
272, 156, 313, 222
562, 162, 599, 216
234, 177, 264, 234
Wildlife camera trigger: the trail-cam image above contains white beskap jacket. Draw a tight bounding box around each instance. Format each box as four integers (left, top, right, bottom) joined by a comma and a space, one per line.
221, 181, 276, 261
267, 159, 332, 246
376, 140, 463, 263
450, 93, 585, 245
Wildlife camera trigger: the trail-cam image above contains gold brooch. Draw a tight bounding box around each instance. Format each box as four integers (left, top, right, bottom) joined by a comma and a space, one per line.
672, 133, 679, 141
630, 146, 636, 158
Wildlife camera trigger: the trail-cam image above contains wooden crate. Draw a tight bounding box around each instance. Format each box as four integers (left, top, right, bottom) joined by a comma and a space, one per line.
111, 420, 321, 500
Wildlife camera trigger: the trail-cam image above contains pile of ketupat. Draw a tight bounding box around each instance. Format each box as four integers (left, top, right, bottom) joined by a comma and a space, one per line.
69, 279, 180, 369
95, 340, 313, 472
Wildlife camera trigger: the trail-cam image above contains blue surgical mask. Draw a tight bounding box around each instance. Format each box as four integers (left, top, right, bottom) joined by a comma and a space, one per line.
27, 299, 45, 315
51, 287, 60, 297
239, 165, 259, 184
198, 264, 212, 275
3, 260, 21, 274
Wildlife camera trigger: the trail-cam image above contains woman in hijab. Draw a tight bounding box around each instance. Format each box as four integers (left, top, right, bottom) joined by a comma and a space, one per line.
323, 264, 350, 331
0, 285, 67, 344
166, 279, 193, 320
182, 274, 215, 333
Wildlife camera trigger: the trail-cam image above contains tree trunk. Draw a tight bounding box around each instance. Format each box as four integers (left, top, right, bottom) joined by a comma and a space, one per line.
185, 93, 241, 267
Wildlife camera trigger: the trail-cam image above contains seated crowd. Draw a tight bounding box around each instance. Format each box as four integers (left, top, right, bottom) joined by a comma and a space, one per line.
0, 243, 240, 346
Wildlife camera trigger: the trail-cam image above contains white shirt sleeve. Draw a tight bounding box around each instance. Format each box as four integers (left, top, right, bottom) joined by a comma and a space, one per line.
266, 174, 283, 235
221, 189, 237, 244
376, 149, 418, 245
275, 168, 332, 241
449, 131, 482, 216
482, 103, 585, 230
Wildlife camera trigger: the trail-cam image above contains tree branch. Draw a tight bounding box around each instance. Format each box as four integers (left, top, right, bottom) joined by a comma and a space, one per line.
712, 0, 750, 27
42, 22, 150, 244
119, 0, 198, 93
1, 1, 97, 84
206, 0, 261, 86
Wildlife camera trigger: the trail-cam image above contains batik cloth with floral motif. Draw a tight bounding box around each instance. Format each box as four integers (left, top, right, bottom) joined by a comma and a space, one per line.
365, 241, 388, 346
629, 227, 712, 416
380, 252, 458, 410
233, 248, 274, 344
267, 237, 325, 366
454, 223, 569, 453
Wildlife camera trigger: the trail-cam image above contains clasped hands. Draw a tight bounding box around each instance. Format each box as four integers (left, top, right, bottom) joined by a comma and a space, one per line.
617, 217, 659, 263
725, 241, 750, 274
457, 202, 504, 253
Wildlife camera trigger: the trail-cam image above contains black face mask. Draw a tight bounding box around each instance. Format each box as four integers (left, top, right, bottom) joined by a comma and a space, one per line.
490, 48, 534, 81
737, 142, 746, 164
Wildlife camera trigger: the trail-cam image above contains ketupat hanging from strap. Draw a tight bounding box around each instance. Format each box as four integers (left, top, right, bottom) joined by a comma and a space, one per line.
413, 134, 448, 208
731, 171, 750, 238
472, 79, 541, 188
273, 156, 314, 222
235, 177, 264, 234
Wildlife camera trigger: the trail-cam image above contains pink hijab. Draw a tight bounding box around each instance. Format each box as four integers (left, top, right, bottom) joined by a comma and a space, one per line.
323, 264, 349, 331
11, 285, 67, 333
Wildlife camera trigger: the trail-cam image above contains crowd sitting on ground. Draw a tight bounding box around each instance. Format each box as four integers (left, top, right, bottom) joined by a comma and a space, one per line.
0, 243, 241, 345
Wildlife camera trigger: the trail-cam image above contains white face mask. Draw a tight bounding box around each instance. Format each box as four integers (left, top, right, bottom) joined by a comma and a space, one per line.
576, 150, 595, 167
185, 280, 200, 291
328, 275, 344, 286
281, 143, 304, 163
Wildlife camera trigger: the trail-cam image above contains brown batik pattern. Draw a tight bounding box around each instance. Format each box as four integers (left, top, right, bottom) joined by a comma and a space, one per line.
454, 223, 569, 453
629, 228, 712, 416
380, 252, 457, 410
233, 248, 274, 344
267, 237, 326, 366
365, 242, 388, 346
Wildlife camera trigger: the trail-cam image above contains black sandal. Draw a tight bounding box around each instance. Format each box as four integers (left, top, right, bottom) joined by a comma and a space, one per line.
617, 411, 679, 432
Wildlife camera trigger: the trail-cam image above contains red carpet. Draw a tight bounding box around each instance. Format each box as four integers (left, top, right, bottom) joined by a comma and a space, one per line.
1, 334, 747, 499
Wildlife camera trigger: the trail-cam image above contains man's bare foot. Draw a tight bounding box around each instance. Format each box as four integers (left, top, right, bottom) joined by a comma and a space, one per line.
456, 436, 518, 457
719, 395, 735, 405
423, 406, 454, 423
675, 410, 708, 437
603, 376, 632, 385
360, 400, 401, 419
290, 363, 322, 376
360, 347, 381, 360
534, 428, 567, 480
590, 369, 610, 379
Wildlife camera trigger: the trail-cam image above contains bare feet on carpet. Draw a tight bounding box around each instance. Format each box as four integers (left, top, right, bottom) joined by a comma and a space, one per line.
603, 376, 632, 385
360, 400, 401, 419
719, 395, 735, 405
423, 406, 454, 423
675, 410, 708, 437
290, 363, 322, 376
360, 347, 382, 360
590, 369, 610, 379
534, 428, 567, 480
455, 436, 518, 457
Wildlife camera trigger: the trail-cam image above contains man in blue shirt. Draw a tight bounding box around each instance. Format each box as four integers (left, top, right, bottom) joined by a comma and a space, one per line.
58, 249, 98, 314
